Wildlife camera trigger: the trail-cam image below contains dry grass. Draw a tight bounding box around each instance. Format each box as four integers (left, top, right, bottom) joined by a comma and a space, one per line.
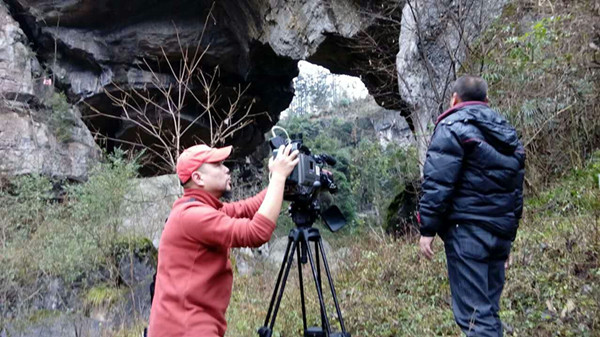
225, 154, 600, 337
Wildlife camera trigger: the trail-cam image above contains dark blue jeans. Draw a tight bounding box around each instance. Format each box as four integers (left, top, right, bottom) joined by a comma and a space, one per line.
443, 224, 512, 337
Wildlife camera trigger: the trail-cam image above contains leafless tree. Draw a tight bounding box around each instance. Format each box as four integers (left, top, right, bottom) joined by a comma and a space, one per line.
86, 24, 261, 174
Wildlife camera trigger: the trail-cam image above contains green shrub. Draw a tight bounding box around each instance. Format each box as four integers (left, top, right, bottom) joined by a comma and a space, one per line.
0, 174, 54, 245
0, 175, 55, 319
84, 284, 127, 308
527, 151, 600, 215
0, 149, 141, 322
57, 149, 140, 284
462, 1, 600, 188
45, 91, 74, 142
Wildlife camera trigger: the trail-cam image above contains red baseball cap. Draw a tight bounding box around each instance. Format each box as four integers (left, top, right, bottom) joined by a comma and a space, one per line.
176, 144, 232, 184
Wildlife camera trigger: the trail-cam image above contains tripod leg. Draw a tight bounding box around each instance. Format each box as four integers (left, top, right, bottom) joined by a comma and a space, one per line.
317, 237, 348, 334
262, 236, 294, 328
297, 243, 307, 333
315, 241, 326, 331
267, 238, 299, 331
305, 238, 332, 334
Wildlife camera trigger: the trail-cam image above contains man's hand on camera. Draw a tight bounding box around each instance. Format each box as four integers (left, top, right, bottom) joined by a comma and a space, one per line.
268, 144, 299, 180
419, 235, 435, 260
257, 144, 300, 223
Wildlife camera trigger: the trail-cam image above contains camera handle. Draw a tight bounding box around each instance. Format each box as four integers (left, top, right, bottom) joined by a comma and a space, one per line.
270, 126, 291, 145
258, 227, 350, 337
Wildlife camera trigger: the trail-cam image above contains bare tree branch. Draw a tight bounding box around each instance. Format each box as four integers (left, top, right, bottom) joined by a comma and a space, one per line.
82, 4, 261, 174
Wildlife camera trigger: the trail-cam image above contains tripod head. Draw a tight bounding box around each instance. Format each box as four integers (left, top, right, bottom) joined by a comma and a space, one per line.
288, 197, 346, 232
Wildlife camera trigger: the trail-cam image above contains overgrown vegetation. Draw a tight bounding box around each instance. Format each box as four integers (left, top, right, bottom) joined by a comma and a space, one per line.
45, 91, 75, 142
226, 151, 600, 336
2, 149, 597, 335
462, 0, 600, 189
276, 110, 420, 232
0, 150, 151, 333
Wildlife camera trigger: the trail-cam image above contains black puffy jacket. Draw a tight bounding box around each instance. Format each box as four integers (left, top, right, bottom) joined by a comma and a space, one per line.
419, 101, 525, 240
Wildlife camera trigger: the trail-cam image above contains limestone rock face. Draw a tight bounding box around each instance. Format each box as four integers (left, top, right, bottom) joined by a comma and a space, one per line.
3, 0, 508, 178
395, 0, 510, 164
6, 0, 368, 160
1, 1, 100, 180
262, 0, 362, 59
0, 101, 100, 180
0, 1, 40, 100
370, 108, 414, 150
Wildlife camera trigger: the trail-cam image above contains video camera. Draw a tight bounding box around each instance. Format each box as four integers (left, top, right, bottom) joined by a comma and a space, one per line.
259, 127, 351, 337
269, 127, 346, 232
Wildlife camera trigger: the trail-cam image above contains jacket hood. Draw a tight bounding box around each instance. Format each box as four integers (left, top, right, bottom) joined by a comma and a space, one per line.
439, 102, 520, 154
472, 115, 519, 154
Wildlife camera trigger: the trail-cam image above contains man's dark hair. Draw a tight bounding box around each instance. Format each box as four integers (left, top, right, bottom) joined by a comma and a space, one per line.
453, 75, 488, 102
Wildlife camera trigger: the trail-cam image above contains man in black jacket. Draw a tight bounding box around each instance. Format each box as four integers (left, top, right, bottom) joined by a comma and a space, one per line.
418, 75, 525, 336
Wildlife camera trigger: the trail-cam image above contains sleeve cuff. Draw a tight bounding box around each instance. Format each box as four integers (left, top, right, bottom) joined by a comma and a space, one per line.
419, 228, 437, 237
419, 214, 442, 237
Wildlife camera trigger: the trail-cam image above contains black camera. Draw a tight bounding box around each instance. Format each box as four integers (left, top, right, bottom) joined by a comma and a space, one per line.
269, 133, 345, 231
259, 131, 351, 337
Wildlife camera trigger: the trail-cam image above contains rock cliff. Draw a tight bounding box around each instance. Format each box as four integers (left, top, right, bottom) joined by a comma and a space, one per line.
396, 0, 509, 163
3, 0, 377, 174
2, 0, 508, 176
0, 2, 99, 180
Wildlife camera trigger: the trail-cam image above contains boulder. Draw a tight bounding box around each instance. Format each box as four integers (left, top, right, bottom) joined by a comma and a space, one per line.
370, 108, 414, 149
120, 174, 181, 246
267, 235, 343, 272
2, 314, 102, 337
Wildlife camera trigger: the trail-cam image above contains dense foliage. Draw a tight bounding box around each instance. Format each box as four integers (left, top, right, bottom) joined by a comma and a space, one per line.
276, 111, 420, 232
0, 150, 148, 331
462, 1, 600, 189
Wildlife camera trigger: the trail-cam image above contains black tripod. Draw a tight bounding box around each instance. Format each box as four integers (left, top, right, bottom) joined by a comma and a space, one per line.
258, 211, 350, 337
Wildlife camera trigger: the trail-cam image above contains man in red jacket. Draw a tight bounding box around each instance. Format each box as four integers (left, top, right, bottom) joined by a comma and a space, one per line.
148, 143, 299, 337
